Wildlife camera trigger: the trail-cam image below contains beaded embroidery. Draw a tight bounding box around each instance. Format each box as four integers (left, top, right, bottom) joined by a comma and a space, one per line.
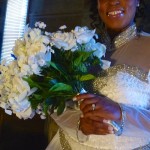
59, 123, 150, 150
59, 128, 72, 150
114, 24, 137, 49
93, 64, 148, 92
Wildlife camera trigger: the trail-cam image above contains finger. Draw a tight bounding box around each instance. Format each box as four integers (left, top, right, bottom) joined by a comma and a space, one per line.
81, 114, 104, 123
83, 110, 103, 118
80, 118, 94, 135
73, 93, 96, 102
93, 122, 114, 135
83, 108, 114, 120
80, 118, 113, 135
80, 97, 100, 111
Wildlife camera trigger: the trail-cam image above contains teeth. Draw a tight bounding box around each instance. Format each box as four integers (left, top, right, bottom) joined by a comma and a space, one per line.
108, 10, 122, 16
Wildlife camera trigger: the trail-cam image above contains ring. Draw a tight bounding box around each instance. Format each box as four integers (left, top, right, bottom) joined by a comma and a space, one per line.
92, 104, 96, 111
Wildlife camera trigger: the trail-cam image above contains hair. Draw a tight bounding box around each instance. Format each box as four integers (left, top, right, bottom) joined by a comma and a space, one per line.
89, 0, 146, 51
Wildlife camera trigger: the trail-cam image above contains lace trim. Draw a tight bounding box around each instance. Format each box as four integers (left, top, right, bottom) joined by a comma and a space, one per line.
59, 129, 104, 150
59, 128, 72, 150
59, 128, 150, 150
93, 64, 148, 91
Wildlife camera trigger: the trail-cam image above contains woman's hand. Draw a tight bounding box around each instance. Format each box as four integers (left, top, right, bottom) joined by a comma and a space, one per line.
73, 93, 122, 135
73, 93, 121, 121
80, 117, 114, 135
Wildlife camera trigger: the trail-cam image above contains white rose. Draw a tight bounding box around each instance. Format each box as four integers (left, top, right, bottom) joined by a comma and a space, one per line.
50, 31, 77, 51
85, 39, 106, 59
74, 26, 95, 44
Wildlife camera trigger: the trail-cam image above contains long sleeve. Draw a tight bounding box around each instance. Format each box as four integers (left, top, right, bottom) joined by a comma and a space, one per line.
122, 105, 150, 138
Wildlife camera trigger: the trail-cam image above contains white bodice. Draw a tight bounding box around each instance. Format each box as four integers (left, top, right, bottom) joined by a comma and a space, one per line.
95, 69, 150, 108
48, 65, 150, 150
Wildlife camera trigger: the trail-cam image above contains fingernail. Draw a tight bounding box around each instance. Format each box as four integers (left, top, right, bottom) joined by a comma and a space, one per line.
103, 119, 108, 123
108, 126, 114, 131
80, 114, 84, 118
109, 131, 114, 134
73, 97, 77, 101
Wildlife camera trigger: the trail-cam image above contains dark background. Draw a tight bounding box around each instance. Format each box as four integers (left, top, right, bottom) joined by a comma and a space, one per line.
27, 0, 150, 32
0, 0, 150, 150
27, 0, 93, 32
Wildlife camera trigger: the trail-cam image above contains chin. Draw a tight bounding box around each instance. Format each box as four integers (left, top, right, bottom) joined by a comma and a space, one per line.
106, 22, 129, 33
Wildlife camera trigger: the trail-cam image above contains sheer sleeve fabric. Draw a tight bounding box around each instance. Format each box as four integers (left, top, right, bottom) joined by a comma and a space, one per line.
122, 104, 150, 138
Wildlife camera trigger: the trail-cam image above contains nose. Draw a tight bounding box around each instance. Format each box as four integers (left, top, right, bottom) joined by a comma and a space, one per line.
109, 0, 120, 6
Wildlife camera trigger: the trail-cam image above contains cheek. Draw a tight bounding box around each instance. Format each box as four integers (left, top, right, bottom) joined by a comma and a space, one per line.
125, 1, 137, 21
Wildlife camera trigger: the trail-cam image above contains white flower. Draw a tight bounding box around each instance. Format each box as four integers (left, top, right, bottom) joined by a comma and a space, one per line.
45, 31, 51, 36
20, 64, 31, 76
59, 25, 67, 30
16, 106, 35, 120
35, 21, 46, 29
42, 35, 50, 45
0, 22, 107, 120
85, 39, 106, 59
74, 26, 95, 44
50, 31, 77, 51
13, 39, 26, 58
31, 63, 41, 75
101, 59, 111, 70
93, 43, 106, 58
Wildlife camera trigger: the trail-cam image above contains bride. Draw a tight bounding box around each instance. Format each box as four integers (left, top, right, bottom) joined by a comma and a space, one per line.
46, 0, 150, 149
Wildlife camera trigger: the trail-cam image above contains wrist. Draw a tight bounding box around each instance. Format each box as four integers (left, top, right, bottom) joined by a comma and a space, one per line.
112, 102, 122, 121
114, 103, 126, 136
106, 103, 126, 136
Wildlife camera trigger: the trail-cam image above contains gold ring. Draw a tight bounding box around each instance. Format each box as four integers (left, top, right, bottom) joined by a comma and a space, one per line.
92, 104, 96, 111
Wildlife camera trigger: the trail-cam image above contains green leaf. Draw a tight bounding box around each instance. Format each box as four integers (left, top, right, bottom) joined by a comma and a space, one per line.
49, 83, 73, 92
29, 94, 43, 109
78, 63, 87, 73
92, 56, 101, 65
45, 97, 54, 106
81, 51, 94, 61
43, 98, 54, 114
57, 100, 65, 115
23, 77, 42, 90
74, 55, 83, 67
79, 74, 95, 81
33, 94, 43, 100
73, 51, 94, 67
49, 62, 67, 75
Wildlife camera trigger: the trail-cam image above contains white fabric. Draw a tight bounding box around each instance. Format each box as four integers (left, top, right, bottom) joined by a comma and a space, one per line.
46, 70, 150, 150
45, 131, 62, 150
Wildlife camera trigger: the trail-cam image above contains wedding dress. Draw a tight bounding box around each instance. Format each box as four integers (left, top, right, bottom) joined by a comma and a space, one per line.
46, 29, 150, 150
46, 64, 150, 150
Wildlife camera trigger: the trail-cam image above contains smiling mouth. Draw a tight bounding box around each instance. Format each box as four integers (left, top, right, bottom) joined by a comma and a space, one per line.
107, 10, 124, 17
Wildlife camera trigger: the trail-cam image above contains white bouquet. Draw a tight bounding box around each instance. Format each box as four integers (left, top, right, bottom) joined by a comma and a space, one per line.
0, 22, 107, 120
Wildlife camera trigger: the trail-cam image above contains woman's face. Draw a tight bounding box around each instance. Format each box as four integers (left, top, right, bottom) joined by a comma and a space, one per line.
98, 0, 139, 32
